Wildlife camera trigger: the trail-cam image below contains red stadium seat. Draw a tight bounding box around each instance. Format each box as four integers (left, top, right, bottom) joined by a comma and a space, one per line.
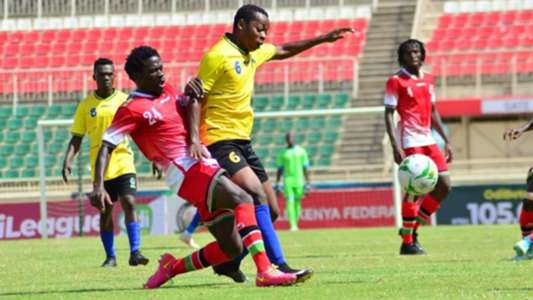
56, 30, 72, 42
438, 15, 453, 28
71, 29, 87, 42
85, 28, 101, 42
117, 27, 133, 40
502, 11, 517, 24
41, 30, 56, 42
35, 43, 51, 56
50, 56, 65, 68
518, 10, 533, 24
452, 14, 468, 28
20, 43, 36, 55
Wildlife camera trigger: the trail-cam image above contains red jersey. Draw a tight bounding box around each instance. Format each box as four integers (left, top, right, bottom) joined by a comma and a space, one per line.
102, 84, 190, 170
384, 68, 436, 148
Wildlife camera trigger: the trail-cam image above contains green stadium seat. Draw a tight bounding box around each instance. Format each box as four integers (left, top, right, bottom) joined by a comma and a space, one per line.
46, 105, 62, 119
30, 105, 47, 117
10, 157, 24, 169
4, 169, 20, 178
270, 95, 285, 111
262, 119, 277, 131
0, 106, 12, 118
309, 117, 326, 130
296, 118, 309, 130
5, 131, 20, 144
295, 134, 305, 144
62, 103, 78, 117
21, 168, 36, 178
255, 147, 269, 160
323, 131, 338, 143
0, 157, 6, 167
317, 157, 332, 166
287, 95, 301, 110
317, 94, 332, 108
271, 134, 283, 145
253, 96, 269, 112
14, 143, 30, 156
23, 117, 39, 129
21, 131, 36, 143
307, 132, 322, 144
25, 155, 39, 168
303, 94, 317, 109
0, 118, 7, 128
0, 144, 14, 156
54, 130, 70, 141
326, 116, 342, 128
6, 118, 23, 130
48, 142, 64, 155
257, 135, 273, 146
14, 106, 30, 117
44, 155, 58, 168
279, 119, 293, 132
306, 145, 318, 157
335, 93, 350, 108
319, 144, 335, 156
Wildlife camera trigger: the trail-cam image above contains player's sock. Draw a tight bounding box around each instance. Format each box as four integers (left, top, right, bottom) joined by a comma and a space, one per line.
185, 212, 201, 235
519, 202, 533, 237
286, 197, 297, 230
171, 241, 229, 276
126, 221, 141, 253
236, 203, 272, 273
100, 230, 116, 258
255, 204, 286, 266
400, 200, 418, 245
416, 195, 440, 226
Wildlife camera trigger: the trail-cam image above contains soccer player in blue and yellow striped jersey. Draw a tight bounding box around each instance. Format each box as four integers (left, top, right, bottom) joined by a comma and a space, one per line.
187, 4, 354, 282
62, 58, 148, 267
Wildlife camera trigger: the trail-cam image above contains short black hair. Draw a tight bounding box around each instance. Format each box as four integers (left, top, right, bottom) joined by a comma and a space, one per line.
124, 46, 160, 80
233, 4, 268, 30
93, 57, 113, 71
397, 39, 426, 66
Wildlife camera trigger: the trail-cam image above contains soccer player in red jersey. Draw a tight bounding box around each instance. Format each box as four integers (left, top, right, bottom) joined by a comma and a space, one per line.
504, 122, 533, 258
91, 46, 297, 288
384, 39, 453, 255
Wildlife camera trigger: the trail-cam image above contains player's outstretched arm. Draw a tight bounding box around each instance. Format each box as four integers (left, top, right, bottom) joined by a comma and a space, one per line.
431, 104, 453, 163
384, 106, 405, 164
185, 78, 210, 159
62, 135, 83, 183
272, 27, 354, 60
91, 142, 114, 213
503, 120, 533, 141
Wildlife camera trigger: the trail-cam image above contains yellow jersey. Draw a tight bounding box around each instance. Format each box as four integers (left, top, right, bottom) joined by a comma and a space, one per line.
198, 34, 277, 145
70, 90, 135, 181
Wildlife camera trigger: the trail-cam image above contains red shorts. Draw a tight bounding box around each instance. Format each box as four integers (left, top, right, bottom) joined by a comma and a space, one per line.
404, 144, 449, 173
174, 159, 231, 224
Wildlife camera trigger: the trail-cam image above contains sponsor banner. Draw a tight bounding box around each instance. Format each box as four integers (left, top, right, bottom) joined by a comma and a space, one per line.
481, 98, 533, 115
437, 184, 523, 225
274, 188, 395, 229
0, 187, 395, 240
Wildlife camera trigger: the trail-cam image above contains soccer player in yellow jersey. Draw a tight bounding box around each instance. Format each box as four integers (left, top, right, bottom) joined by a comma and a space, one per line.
62, 58, 149, 268
188, 4, 353, 282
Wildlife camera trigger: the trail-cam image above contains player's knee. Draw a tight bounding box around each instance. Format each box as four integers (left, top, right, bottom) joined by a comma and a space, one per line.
523, 198, 533, 211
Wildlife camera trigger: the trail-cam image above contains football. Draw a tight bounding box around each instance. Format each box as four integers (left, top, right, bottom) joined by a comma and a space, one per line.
398, 154, 439, 196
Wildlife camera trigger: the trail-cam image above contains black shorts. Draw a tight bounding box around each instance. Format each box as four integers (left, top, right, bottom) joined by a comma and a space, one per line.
207, 140, 268, 183
103, 173, 137, 202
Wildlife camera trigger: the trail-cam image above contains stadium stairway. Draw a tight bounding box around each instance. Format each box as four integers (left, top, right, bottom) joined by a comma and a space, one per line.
335, 0, 417, 168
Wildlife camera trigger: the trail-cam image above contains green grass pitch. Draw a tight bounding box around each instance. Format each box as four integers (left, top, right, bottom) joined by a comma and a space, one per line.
0, 225, 531, 300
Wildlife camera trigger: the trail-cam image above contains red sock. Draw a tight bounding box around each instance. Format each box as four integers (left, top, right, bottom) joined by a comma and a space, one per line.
417, 195, 440, 226
520, 208, 533, 237
171, 241, 229, 276
235, 203, 271, 273
401, 200, 418, 245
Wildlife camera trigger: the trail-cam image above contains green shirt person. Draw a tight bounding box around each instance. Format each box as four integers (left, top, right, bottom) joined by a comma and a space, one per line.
275, 132, 311, 231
